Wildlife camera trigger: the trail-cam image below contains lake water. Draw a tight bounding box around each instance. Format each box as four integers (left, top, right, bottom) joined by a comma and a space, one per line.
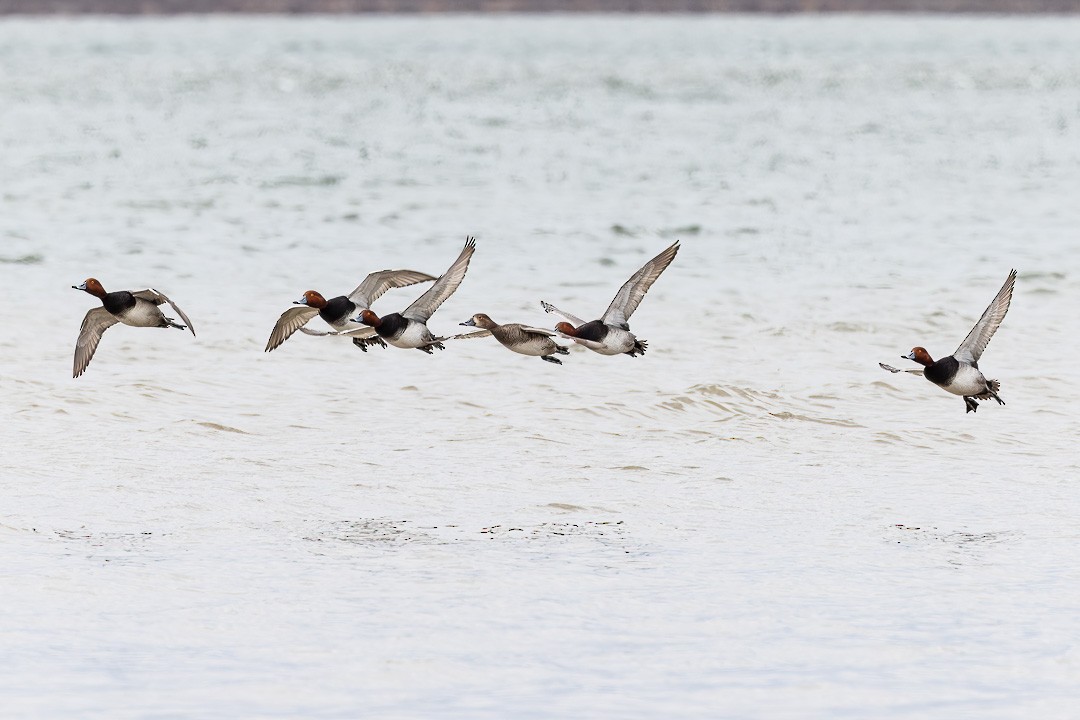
2, 14, 1079, 718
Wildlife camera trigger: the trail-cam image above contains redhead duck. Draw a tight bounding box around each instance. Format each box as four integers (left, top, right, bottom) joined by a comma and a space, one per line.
880, 269, 1016, 413
72, 278, 195, 378
264, 269, 434, 352
541, 240, 679, 357
455, 313, 570, 364
343, 237, 476, 353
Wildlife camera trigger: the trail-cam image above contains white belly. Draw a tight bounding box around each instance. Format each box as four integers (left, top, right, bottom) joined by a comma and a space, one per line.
116, 300, 164, 328
503, 336, 556, 357
388, 321, 433, 349
941, 364, 989, 396
581, 328, 635, 355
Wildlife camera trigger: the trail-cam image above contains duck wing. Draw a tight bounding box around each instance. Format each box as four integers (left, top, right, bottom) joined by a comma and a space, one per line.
953, 269, 1016, 365
402, 237, 476, 323
331, 326, 378, 339
448, 329, 493, 340
74, 308, 118, 378
601, 241, 679, 328
540, 301, 586, 327
132, 289, 196, 337
879, 362, 925, 376
348, 269, 436, 309
514, 324, 557, 337
265, 306, 319, 352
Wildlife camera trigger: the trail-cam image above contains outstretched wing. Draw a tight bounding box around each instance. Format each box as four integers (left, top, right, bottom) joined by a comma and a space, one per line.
953, 269, 1016, 364
332, 326, 378, 339
74, 308, 118, 378
448, 329, 493, 341
602, 241, 679, 328
540, 301, 586, 327
515, 325, 557, 337
348, 269, 436, 309
403, 237, 476, 323
265, 306, 320, 352
879, 362, 925, 377
133, 289, 196, 337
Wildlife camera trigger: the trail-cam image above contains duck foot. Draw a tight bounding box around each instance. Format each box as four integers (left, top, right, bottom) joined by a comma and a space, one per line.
352, 336, 386, 352
164, 316, 187, 331
417, 341, 446, 354
541, 355, 563, 365
964, 397, 979, 413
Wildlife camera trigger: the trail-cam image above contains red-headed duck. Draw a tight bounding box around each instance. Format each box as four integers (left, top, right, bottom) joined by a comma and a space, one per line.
541, 240, 679, 357
264, 269, 434, 353
880, 269, 1016, 413
455, 313, 570, 364
72, 278, 195, 378
341, 237, 476, 353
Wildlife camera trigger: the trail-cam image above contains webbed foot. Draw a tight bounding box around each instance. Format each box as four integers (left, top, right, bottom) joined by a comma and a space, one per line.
541, 355, 563, 365
352, 336, 386, 352
164, 316, 187, 331
964, 397, 979, 413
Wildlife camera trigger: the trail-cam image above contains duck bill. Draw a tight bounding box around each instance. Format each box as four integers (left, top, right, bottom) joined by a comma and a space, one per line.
293, 296, 308, 306
460, 319, 476, 327
902, 351, 916, 361
73, 282, 87, 291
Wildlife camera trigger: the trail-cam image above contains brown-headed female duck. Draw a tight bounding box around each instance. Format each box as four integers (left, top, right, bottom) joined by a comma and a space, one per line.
264, 269, 435, 352
455, 313, 570, 364
880, 269, 1016, 413
341, 237, 476, 353
541, 240, 679, 357
72, 278, 195, 378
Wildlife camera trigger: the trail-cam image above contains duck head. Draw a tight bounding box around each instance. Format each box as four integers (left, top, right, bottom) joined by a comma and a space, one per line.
904, 347, 934, 366
554, 321, 578, 337
357, 309, 381, 327
461, 313, 497, 330
295, 290, 327, 309
73, 278, 107, 298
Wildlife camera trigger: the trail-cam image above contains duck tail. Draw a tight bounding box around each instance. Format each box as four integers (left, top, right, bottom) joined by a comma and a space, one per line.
987, 379, 1005, 406
625, 338, 648, 357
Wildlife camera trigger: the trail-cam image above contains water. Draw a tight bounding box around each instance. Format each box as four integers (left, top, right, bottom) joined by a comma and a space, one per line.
2, 14, 1079, 718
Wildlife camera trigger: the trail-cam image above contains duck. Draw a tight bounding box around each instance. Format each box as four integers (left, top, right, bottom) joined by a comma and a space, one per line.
541, 240, 679, 357
880, 269, 1016, 413
455, 313, 570, 364
264, 269, 435, 353
72, 278, 195, 378
342, 237, 476, 353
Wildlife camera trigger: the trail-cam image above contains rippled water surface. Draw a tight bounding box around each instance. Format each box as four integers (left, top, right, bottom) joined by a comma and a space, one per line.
2, 15, 1080, 718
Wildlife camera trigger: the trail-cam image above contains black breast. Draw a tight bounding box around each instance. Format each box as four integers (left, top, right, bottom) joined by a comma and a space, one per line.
924, 355, 959, 387
319, 296, 356, 326
573, 320, 609, 343
102, 291, 136, 315
374, 313, 409, 340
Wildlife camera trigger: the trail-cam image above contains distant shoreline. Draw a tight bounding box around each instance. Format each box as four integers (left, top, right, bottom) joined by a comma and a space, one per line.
2, 0, 1079, 14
